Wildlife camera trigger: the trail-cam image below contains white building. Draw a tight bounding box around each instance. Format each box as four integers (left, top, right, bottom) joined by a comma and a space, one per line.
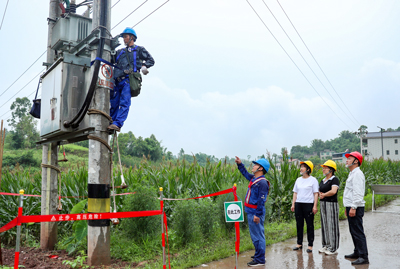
320, 149, 335, 160
362, 131, 400, 161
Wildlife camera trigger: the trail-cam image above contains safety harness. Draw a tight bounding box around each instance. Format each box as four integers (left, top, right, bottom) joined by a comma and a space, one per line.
244, 176, 270, 209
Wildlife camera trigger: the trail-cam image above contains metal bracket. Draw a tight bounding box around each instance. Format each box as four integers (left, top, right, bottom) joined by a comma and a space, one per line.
69, 29, 100, 55
36, 127, 95, 146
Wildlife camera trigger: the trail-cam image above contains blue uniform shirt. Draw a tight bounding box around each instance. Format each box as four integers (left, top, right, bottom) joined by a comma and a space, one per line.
237, 163, 269, 217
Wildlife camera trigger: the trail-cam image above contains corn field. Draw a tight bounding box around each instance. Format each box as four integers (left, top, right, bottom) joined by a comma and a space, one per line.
1, 156, 400, 246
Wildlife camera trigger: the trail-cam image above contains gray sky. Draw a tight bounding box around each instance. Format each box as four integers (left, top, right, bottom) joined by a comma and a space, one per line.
0, 0, 399, 160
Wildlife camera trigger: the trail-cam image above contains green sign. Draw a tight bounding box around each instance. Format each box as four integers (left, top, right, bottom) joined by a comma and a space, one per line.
224, 201, 244, 222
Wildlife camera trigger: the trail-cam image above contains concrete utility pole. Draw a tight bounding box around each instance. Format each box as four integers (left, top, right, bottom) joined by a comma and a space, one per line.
40, 0, 61, 250
87, 0, 111, 265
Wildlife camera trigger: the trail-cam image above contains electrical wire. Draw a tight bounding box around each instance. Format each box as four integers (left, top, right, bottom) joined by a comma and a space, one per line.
111, 0, 148, 30
132, 0, 169, 28
111, 0, 122, 8
276, 0, 360, 126
0, 51, 46, 98
0, 69, 45, 110
0, 0, 10, 30
0, 89, 37, 119
245, 0, 353, 130
262, 0, 358, 128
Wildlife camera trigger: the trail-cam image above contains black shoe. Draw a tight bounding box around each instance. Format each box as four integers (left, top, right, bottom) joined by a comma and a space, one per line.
306, 248, 312, 253
247, 260, 265, 267
293, 245, 303, 250
345, 253, 359, 259
351, 258, 369, 265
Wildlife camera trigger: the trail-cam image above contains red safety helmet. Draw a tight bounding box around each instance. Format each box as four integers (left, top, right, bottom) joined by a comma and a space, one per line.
345, 151, 363, 166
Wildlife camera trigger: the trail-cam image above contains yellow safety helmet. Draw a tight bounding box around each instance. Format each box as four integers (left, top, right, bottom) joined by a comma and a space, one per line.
300, 161, 314, 173
321, 160, 337, 171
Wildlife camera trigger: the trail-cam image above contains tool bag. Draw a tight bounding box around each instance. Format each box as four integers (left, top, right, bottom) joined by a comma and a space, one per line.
125, 47, 142, 97
29, 78, 42, 119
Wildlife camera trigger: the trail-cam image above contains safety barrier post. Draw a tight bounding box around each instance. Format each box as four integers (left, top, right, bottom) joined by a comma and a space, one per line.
160, 187, 166, 269
233, 184, 239, 269
14, 190, 25, 269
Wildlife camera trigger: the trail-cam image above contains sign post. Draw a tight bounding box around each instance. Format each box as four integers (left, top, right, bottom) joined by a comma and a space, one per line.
225, 200, 243, 268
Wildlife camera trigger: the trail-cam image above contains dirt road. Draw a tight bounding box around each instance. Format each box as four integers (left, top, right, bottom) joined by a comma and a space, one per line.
194, 198, 400, 269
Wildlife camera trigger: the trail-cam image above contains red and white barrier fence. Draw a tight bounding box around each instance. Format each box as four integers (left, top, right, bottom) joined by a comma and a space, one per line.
0, 185, 240, 269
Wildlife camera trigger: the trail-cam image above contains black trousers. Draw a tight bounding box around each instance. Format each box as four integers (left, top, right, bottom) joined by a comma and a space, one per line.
346, 207, 368, 259
295, 202, 315, 246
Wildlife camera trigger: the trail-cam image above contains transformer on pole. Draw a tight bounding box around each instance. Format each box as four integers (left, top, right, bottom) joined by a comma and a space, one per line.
40, 2, 117, 264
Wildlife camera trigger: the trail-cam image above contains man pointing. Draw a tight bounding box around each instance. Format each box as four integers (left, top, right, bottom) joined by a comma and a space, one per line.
235, 156, 270, 267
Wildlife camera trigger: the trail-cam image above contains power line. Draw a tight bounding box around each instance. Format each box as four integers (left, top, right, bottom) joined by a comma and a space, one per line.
0, 0, 10, 30
112, 0, 148, 30
0, 89, 38, 119
132, 0, 170, 28
261, 0, 358, 128
111, 0, 122, 9
245, 0, 353, 130
0, 69, 45, 110
0, 50, 46, 98
276, 0, 360, 126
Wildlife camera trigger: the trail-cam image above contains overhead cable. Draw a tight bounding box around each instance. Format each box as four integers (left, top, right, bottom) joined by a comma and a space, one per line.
262, 0, 358, 128
0, 51, 46, 98
245, 0, 353, 130
0, 89, 38, 119
276, 0, 360, 126
132, 0, 170, 28
0, 0, 10, 30
0, 69, 45, 110
112, 0, 148, 30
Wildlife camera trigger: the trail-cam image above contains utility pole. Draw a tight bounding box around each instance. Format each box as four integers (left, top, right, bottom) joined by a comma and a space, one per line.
377, 126, 384, 159
87, 0, 111, 265
40, 0, 61, 250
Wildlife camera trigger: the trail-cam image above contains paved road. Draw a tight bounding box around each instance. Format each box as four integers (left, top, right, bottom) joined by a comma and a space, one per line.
194, 198, 400, 269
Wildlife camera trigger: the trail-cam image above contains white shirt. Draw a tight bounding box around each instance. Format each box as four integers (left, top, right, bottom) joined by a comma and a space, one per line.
293, 176, 319, 203
343, 167, 366, 208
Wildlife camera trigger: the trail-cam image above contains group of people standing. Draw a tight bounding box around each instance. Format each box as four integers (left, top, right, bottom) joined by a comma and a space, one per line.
236, 151, 369, 267
291, 151, 369, 265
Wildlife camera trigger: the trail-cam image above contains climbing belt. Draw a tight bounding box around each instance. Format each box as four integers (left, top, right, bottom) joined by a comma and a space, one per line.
87, 135, 112, 152
87, 108, 113, 123
115, 133, 127, 189
110, 133, 119, 225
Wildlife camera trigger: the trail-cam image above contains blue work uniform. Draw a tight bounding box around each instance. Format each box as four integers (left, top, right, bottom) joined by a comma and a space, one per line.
237, 162, 269, 265
110, 45, 155, 128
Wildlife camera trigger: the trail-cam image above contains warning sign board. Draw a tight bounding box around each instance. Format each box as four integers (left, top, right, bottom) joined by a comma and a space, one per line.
224, 201, 244, 222
98, 63, 114, 89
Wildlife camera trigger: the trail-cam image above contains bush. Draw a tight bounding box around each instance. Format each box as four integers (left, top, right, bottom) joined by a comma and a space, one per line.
120, 185, 160, 240
196, 198, 217, 239
171, 199, 201, 246
3, 150, 39, 168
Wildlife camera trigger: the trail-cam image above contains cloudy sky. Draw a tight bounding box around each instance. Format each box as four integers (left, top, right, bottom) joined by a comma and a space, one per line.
0, 0, 399, 160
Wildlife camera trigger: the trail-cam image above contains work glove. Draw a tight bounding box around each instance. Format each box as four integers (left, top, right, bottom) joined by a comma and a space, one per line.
141, 65, 149, 75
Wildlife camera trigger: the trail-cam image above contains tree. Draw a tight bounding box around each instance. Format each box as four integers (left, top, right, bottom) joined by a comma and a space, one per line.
7, 97, 39, 149
310, 139, 325, 153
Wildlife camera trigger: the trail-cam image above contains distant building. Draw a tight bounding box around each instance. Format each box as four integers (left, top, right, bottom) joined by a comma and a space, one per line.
304, 152, 318, 159
332, 150, 351, 164
275, 158, 300, 171
362, 131, 400, 161
319, 149, 335, 160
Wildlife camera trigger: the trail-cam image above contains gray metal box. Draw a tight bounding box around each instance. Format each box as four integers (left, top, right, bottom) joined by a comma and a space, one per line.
40, 60, 90, 138
51, 13, 92, 51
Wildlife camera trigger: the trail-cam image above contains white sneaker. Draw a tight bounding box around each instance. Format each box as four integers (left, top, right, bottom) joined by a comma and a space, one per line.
318, 247, 327, 253
325, 250, 338, 255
